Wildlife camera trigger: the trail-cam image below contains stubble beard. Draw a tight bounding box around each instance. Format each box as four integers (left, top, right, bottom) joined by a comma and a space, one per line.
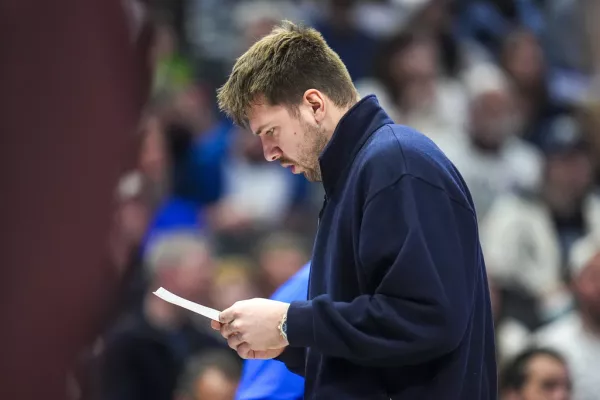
300, 122, 329, 182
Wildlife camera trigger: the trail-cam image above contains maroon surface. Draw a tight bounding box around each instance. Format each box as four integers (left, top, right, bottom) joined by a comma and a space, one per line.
0, 1, 152, 399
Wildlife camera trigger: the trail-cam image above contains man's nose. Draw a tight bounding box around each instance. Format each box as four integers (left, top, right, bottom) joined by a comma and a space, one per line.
262, 140, 281, 162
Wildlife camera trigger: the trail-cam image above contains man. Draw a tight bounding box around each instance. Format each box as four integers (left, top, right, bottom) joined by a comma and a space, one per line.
500, 348, 571, 400
211, 21, 497, 399
100, 230, 231, 400
235, 263, 310, 400
438, 62, 543, 221
534, 234, 600, 400
481, 115, 599, 324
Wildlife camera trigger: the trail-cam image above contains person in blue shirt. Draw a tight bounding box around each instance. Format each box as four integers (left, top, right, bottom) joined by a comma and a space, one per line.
212, 21, 497, 400
234, 263, 309, 400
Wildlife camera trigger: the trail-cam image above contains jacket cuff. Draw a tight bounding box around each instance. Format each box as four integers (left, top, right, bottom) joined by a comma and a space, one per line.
286, 300, 315, 347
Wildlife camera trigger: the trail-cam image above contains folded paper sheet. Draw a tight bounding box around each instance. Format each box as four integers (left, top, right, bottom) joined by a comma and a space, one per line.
153, 287, 221, 321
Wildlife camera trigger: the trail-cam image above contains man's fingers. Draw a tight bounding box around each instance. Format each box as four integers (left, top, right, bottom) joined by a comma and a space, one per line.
236, 342, 253, 359
219, 306, 237, 324
227, 333, 243, 350
210, 320, 222, 331
219, 320, 239, 339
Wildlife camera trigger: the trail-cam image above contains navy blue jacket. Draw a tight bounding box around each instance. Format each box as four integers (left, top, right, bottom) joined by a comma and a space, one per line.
279, 96, 497, 399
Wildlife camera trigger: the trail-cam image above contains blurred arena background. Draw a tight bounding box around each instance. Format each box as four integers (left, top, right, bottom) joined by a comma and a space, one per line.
1, 0, 600, 399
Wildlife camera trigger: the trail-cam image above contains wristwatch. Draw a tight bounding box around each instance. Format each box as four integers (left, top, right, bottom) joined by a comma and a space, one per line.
278, 312, 288, 342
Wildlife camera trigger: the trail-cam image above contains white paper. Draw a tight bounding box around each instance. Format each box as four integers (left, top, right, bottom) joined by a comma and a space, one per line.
153, 287, 221, 321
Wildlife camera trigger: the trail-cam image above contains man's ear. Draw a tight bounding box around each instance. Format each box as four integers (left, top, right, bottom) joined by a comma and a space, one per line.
303, 89, 325, 124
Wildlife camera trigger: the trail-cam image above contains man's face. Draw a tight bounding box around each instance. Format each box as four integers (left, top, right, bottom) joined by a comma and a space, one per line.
517, 355, 571, 400
247, 100, 329, 182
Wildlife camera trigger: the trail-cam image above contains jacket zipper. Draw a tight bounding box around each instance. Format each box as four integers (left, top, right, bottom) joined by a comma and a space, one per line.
318, 194, 328, 225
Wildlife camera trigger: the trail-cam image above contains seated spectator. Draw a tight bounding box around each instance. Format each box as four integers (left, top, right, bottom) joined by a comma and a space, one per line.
176, 349, 242, 400
98, 231, 231, 400
235, 263, 310, 400
500, 347, 572, 400
401, 0, 466, 76
439, 62, 543, 221
356, 30, 468, 143
499, 28, 565, 147
481, 115, 600, 324
534, 235, 600, 400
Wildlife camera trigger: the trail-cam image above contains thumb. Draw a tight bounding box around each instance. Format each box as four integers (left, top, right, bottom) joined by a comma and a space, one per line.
219, 305, 236, 324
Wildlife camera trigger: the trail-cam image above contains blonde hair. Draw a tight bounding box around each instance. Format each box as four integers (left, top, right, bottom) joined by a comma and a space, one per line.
217, 20, 358, 128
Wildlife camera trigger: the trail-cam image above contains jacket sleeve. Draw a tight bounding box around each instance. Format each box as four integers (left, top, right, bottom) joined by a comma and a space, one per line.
275, 347, 306, 377
286, 175, 480, 367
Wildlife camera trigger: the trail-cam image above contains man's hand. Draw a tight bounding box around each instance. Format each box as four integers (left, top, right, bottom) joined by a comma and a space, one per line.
210, 298, 290, 358
234, 347, 285, 360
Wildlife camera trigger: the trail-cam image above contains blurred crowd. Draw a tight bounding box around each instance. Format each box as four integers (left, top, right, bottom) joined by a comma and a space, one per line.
71, 0, 600, 399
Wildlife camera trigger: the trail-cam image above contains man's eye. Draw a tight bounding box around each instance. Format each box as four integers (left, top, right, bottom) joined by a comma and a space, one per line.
266, 128, 274, 137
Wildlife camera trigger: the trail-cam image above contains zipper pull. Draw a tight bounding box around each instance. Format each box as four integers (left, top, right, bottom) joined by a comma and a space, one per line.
318, 194, 328, 221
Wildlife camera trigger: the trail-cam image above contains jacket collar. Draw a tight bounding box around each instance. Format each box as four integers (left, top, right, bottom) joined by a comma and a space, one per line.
319, 95, 394, 197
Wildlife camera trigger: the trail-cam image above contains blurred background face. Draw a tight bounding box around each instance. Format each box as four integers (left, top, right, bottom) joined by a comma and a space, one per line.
168, 247, 215, 302
545, 151, 593, 200
516, 354, 571, 400
470, 90, 520, 148
502, 30, 545, 88
389, 38, 439, 109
